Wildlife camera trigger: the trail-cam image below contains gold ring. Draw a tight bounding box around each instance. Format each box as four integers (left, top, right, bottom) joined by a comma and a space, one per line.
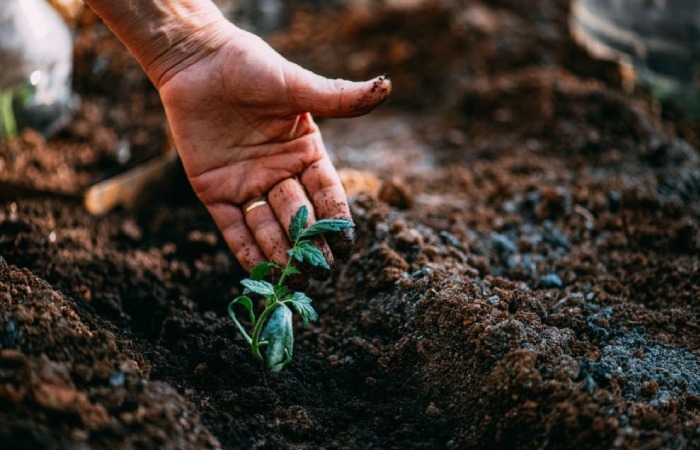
244, 198, 268, 214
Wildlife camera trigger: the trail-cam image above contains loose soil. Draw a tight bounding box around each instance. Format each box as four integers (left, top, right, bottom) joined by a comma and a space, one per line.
1, 1, 699, 449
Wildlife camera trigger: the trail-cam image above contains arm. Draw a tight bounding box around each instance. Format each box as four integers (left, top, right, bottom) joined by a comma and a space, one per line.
82, 0, 228, 88
82, 0, 392, 280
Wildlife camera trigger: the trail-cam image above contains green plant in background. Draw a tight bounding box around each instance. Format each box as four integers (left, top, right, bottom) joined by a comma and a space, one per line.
0, 90, 17, 139
228, 205, 354, 372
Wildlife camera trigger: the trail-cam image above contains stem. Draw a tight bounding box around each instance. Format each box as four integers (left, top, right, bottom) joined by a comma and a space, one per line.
248, 236, 301, 362
0, 91, 17, 139
228, 301, 253, 345
250, 301, 280, 360
277, 236, 301, 287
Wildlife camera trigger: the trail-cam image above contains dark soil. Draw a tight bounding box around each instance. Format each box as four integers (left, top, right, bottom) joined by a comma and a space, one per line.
1, 1, 699, 449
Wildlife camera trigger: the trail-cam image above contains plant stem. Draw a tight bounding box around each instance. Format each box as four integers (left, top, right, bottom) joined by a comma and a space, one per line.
248, 236, 302, 360
277, 236, 300, 287
250, 300, 280, 360
0, 91, 17, 139
228, 301, 253, 345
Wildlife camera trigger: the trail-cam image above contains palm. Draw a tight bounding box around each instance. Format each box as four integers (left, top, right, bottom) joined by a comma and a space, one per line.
158, 25, 391, 274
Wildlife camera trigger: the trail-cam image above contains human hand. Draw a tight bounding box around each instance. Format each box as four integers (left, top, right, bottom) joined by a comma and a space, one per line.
157, 24, 391, 279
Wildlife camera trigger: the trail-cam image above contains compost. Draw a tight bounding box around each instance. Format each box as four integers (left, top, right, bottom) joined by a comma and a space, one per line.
1, 1, 699, 449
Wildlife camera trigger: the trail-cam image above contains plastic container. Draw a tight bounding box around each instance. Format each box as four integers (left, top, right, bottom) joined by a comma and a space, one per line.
0, 0, 75, 138
571, 0, 700, 115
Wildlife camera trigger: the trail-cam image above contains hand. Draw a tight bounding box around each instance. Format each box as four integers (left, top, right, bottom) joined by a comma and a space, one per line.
158, 24, 391, 278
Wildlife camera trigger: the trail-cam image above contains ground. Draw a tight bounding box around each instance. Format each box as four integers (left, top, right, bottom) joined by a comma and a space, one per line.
0, 0, 699, 449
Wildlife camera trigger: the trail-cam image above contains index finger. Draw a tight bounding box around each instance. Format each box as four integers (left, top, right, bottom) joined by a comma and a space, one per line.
300, 155, 355, 261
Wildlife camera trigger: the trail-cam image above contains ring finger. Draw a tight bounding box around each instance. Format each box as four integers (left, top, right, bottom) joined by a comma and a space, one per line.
243, 198, 292, 269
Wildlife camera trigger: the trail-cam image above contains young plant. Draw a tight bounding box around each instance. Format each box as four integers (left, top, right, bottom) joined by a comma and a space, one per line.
228, 205, 354, 372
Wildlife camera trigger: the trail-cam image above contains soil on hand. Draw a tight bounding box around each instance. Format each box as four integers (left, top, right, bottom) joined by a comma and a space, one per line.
1, 1, 699, 449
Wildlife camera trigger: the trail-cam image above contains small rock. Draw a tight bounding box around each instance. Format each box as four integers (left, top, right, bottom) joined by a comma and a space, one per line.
425, 402, 441, 417
440, 230, 463, 248
338, 168, 381, 198
539, 273, 563, 289
2, 321, 18, 348
379, 177, 414, 209
641, 380, 659, 398
490, 233, 518, 255
120, 219, 142, 241
109, 371, 125, 387
194, 362, 208, 375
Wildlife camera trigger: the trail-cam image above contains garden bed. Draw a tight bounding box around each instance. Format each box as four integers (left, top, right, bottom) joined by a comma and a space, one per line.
1, 1, 699, 448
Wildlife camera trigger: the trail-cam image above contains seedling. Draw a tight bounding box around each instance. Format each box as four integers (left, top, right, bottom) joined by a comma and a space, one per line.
228, 205, 354, 372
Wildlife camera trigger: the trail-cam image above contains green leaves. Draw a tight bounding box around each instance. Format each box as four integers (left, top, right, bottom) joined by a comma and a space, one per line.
250, 262, 278, 281
231, 296, 255, 324
228, 205, 355, 372
289, 205, 309, 242
282, 265, 301, 277
261, 305, 294, 372
288, 292, 317, 328
300, 219, 354, 239
241, 279, 275, 296
289, 205, 354, 243
288, 241, 329, 269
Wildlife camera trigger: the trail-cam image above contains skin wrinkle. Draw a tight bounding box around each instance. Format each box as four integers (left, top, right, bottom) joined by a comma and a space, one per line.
282, 66, 298, 114
154, 20, 227, 87
193, 138, 324, 204
179, 106, 316, 180
188, 129, 321, 192
85, 0, 227, 86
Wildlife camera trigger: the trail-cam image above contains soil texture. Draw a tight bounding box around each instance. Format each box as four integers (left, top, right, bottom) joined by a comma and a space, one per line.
1, 1, 699, 449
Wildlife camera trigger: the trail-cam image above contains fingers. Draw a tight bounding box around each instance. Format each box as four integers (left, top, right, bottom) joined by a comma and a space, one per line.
243, 201, 292, 268
285, 64, 392, 118
301, 158, 356, 260
268, 178, 333, 280
206, 203, 266, 272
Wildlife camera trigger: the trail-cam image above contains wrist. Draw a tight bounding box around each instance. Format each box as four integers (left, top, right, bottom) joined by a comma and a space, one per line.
84, 0, 233, 88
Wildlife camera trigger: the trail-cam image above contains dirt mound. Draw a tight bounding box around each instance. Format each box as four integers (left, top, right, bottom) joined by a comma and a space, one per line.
1, 0, 699, 449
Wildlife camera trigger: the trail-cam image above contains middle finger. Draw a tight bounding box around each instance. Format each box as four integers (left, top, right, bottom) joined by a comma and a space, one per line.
268, 178, 333, 280
243, 199, 291, 268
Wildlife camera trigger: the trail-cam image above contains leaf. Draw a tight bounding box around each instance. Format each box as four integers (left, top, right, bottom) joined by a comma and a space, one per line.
274, 284, 288, 299
288, 292, 318, 328
288, 241, 329, 269
250, 262, 278, 281
231, 296, 256, 324
282, 264, 301, 277
241, 279, 275, 297
300, 219, 354, 239
289, 205, 309, 242
228, 296, 254, 344
261, 305, 294, 372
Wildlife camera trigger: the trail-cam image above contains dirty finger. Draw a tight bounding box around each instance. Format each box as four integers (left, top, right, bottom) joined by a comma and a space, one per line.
300, 156, 355, 261
268, 178, 333, 280
206, 203, 266, 272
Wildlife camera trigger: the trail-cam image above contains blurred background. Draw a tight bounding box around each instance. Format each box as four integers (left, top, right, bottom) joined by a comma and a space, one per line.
1, 2, 699, 449
2, 0, 699, 203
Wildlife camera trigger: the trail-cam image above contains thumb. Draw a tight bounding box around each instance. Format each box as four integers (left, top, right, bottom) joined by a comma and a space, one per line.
285, 64, 391, 118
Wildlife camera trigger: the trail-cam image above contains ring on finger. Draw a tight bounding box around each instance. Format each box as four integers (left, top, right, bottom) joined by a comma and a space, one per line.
243, 197, 268, 215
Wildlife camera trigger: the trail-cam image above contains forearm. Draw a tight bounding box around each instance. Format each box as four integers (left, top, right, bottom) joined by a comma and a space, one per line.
82, 0, 231, 88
